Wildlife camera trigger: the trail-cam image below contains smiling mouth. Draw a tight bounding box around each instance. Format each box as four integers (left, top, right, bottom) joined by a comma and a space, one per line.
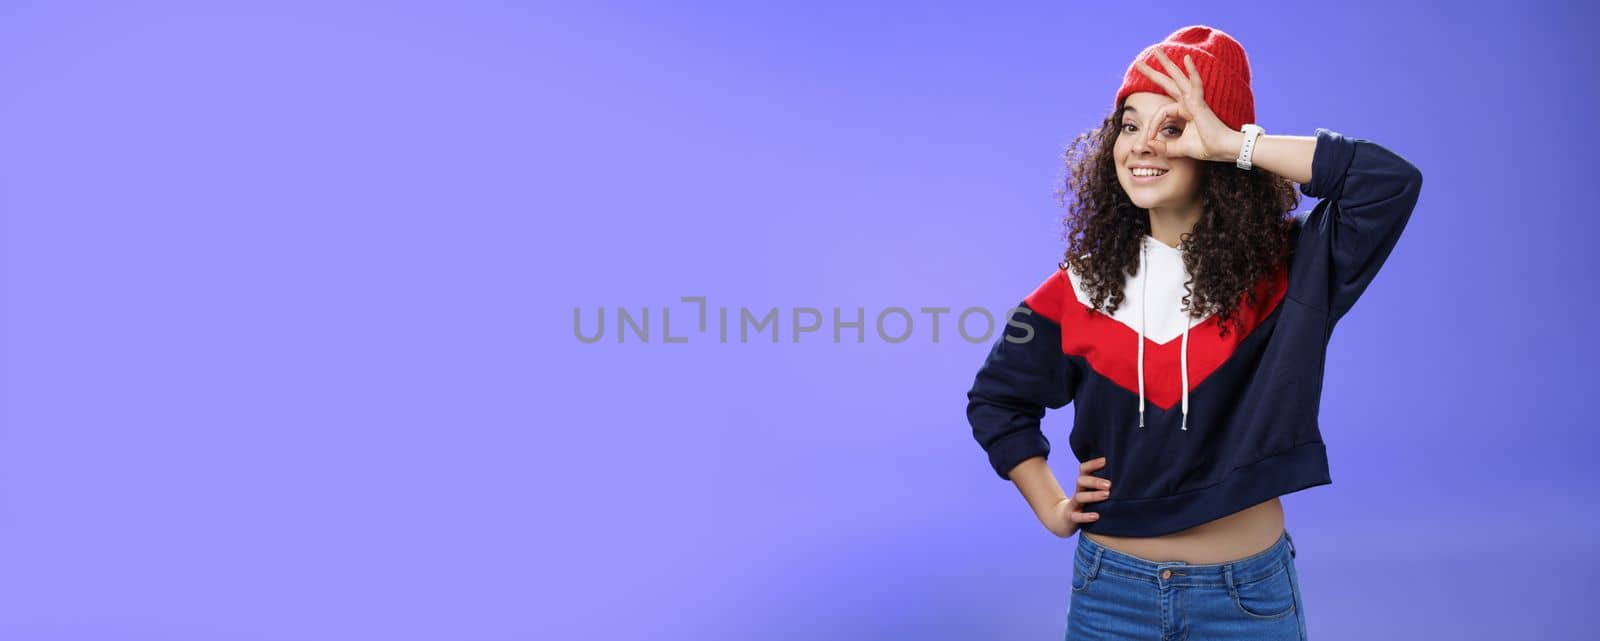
1131, 167, 1168, 178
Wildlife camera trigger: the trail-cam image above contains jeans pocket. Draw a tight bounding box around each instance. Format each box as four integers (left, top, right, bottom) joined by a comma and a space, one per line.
1070, 564, 1091, 593
1230, 561, 1296, 619
1070, 548, 1098, 593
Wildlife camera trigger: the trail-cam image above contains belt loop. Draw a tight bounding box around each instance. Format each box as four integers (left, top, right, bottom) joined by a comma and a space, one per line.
1285, 530, 1296, 558
1088, 546, 1103, 580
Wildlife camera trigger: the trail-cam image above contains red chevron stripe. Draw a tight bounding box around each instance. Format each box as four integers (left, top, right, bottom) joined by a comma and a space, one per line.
1025, 266, 1287, 410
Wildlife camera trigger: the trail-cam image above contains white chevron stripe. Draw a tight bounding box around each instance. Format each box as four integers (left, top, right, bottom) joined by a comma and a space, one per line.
1066, 236, 1213, 344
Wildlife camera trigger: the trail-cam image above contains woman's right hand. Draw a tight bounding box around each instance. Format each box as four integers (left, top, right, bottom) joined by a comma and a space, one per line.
1042, 456, 1112, 537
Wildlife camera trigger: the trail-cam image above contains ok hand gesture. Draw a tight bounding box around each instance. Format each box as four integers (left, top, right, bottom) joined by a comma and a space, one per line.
1133, 49, 1244, 163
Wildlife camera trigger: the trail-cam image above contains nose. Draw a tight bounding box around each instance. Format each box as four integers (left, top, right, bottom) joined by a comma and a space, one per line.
1130, 129, 1159, 156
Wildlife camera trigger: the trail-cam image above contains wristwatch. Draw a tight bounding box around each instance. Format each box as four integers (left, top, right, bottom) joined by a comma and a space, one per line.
1236, 124, 1264, 170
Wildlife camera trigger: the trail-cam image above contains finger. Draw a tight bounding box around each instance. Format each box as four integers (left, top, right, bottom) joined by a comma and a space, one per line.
1074, 488, 1112, 504
1148, 103, 1186, 145
1070, 511, 1101, 523
1078, 474, 1111, 490
1134, 58, 1182, 100
1079, 456, 1108, 473
1183, 54, 1204, 100
1146, 103, 1173, 144
1151, 49, 1191, 95
1152, 102, 1186, 128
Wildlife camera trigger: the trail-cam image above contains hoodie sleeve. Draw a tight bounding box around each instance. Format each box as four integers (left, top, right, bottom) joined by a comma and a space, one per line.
966, 269, 1082, 480
1294, 128, 1424, 324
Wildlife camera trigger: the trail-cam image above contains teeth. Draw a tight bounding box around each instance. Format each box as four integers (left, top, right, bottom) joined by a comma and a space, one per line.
1132, 167, 1168, 177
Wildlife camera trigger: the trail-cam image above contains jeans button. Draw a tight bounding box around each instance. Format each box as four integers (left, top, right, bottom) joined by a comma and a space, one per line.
1160, 569, 1171, 579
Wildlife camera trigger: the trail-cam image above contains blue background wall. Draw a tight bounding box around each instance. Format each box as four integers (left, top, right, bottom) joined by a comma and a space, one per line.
1, 1, 1594, 639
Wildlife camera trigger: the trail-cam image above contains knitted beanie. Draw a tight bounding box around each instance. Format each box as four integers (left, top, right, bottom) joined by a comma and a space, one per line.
1114, 25, 1254, 131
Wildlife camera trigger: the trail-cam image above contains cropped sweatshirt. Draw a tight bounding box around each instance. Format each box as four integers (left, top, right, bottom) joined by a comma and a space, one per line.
966, 128, 1422, 537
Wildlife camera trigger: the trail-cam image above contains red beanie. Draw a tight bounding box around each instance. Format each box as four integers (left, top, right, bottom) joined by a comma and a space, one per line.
1114, 25, 1254, 131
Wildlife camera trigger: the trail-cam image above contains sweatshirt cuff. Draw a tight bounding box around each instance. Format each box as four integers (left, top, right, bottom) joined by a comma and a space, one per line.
987, 428, 1050, 480
1298, 128, 1356, 200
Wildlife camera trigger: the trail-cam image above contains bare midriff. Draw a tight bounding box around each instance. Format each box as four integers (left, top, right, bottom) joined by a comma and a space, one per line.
1082, 496, 1285, 564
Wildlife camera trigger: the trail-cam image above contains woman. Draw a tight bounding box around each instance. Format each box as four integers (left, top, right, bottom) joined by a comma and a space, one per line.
965, 25, 1422, 640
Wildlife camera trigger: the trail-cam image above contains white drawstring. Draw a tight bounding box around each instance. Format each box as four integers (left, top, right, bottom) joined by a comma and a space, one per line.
1137, 241, 1147, 429
1135, 235, 1192, 432
1179, 241, 1191, 431
1180, 305, 1190, 431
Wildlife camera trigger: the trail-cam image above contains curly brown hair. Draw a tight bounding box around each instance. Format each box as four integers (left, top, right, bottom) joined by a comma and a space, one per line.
1053, 101, 1301, 338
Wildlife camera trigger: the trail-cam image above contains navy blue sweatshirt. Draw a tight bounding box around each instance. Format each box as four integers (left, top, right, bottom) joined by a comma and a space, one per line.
966, 128, 1423, 537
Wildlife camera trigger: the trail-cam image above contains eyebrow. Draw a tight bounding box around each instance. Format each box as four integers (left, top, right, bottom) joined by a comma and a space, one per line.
1121, 106, 1178, 123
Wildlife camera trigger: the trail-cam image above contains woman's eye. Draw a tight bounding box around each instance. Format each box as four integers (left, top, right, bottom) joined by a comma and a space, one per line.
1162, 125, 1183, 137
1121, 123, 1137, 133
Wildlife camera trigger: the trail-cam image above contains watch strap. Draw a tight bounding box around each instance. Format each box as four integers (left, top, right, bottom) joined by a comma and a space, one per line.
1236, 124, 1264, 170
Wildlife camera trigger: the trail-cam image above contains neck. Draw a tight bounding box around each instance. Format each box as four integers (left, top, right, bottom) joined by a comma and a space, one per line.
1147, 201, 1202, 249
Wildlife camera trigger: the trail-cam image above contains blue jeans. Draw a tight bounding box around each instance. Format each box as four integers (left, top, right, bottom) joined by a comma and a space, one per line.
1066, 528, 1307, 640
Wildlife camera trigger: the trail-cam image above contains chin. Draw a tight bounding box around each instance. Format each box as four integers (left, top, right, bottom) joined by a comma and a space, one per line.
1124, 189, 1170, 210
